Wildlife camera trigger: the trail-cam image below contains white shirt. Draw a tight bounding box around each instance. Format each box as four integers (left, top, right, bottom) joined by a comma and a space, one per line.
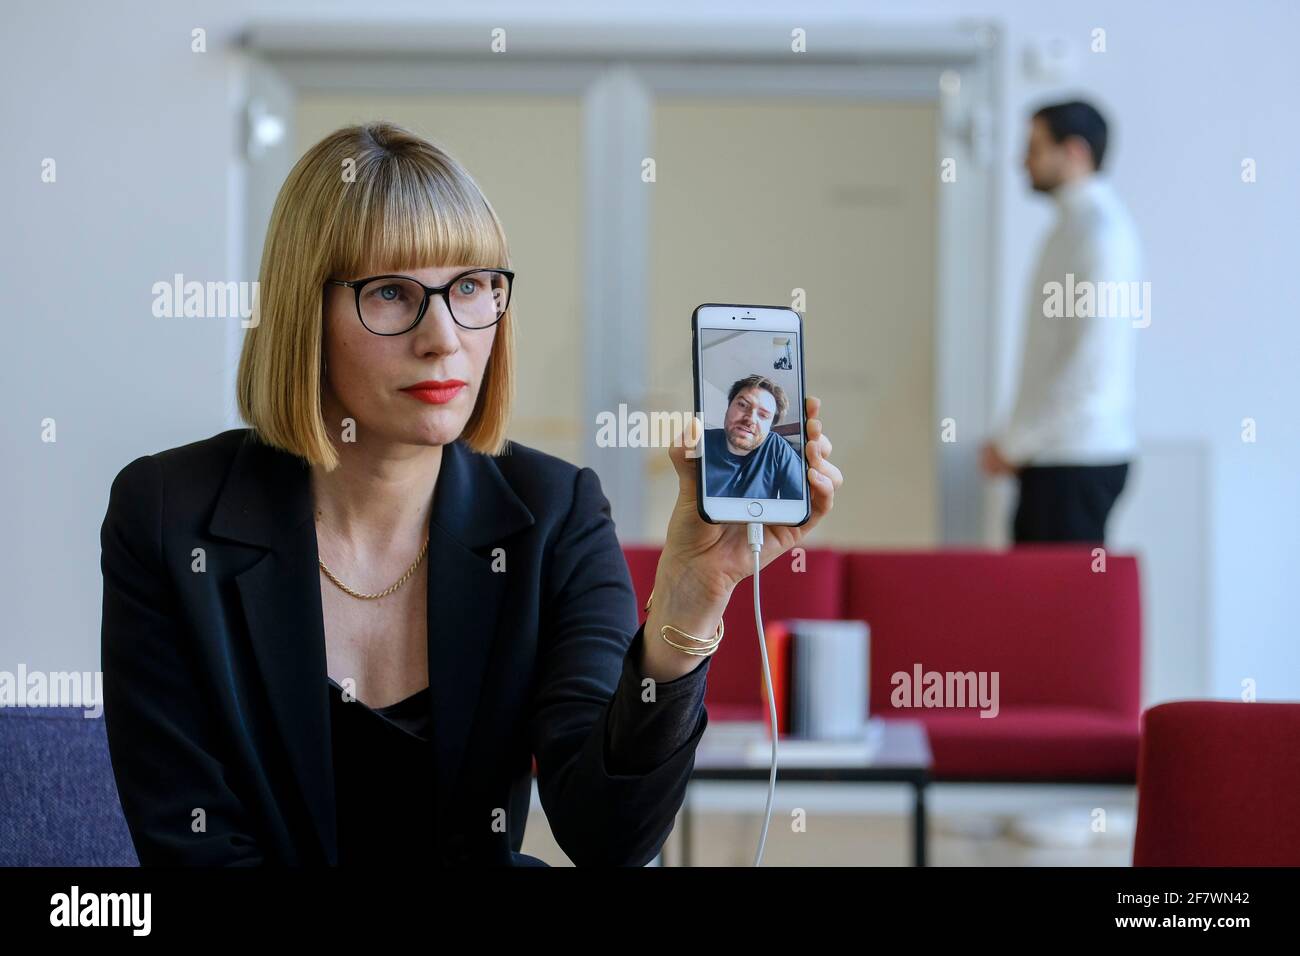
996, 175, 1142, 466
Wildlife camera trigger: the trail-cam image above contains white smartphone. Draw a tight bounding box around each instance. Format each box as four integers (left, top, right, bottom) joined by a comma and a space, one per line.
691, 303, 811, 526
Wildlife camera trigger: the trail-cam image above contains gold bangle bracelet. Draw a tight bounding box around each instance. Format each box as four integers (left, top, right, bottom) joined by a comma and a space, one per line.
643, 588, 725, 655
655, 629, 728, 658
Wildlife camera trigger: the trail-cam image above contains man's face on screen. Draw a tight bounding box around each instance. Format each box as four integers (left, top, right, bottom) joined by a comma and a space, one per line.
723, 387, 777, 454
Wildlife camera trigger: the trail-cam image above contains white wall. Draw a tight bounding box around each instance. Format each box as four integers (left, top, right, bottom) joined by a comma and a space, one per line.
3, 0, 1296, 700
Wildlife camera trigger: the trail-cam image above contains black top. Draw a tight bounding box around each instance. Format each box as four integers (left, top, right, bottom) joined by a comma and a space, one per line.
326, 677, 436, 865
324, 622, 710, 865
101, 427, 716, 866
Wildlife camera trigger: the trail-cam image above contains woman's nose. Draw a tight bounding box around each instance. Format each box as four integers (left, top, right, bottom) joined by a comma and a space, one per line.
413, 296, 462, 353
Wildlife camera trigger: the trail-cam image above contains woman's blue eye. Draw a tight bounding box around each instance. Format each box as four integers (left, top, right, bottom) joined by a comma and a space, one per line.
457, 278, 478, 295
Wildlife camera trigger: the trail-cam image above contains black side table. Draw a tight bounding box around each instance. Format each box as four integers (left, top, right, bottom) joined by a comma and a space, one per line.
676, 718, 933, 866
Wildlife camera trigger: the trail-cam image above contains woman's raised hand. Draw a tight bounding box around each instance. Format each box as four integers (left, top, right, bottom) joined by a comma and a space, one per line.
659, 394, 844, 606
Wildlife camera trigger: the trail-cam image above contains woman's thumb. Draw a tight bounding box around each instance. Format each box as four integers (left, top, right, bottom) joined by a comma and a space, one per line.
669, 414, 703, 494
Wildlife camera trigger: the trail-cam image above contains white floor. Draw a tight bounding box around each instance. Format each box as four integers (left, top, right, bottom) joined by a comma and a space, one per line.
522, 780, 1138, 866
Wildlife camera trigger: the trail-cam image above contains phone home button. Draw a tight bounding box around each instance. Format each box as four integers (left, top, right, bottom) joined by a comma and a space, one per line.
747, 501, 763, 517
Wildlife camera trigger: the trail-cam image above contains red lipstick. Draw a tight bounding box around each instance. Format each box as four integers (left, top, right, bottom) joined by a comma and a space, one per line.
401, 379, 466, 405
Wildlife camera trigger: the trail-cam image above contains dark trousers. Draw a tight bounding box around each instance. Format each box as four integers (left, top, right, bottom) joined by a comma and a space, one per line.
1012, 463, 1130, 545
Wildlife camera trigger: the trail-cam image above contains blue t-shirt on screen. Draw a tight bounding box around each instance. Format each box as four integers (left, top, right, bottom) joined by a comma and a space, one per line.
703, 427, 804, 500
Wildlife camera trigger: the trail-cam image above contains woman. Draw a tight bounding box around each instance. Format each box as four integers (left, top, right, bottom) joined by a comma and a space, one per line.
99, 121, 843, 866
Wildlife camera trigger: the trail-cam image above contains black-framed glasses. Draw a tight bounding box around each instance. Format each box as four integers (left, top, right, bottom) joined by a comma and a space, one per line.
326, 268, 514, 334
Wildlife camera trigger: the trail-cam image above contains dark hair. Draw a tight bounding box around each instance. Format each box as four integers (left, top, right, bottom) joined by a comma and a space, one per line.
727, 374, 789, 425
1033, 100, 1109, 170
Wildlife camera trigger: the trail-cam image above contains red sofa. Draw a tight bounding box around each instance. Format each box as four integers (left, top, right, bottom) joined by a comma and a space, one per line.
623, 546, 1142, 782
1134, 701, 1300, 866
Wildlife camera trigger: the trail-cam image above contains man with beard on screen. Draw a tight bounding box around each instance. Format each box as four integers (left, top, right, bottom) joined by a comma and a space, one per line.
703, 374, 805, 500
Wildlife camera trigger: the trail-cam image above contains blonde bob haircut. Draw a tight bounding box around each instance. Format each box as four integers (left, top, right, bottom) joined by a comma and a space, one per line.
236, 121, 515, 470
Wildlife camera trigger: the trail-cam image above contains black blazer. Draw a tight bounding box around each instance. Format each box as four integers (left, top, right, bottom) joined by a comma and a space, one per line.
99, 428, 711, 866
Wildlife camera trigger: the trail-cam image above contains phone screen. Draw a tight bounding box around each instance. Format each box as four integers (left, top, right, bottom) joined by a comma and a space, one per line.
697, 324, 807, 509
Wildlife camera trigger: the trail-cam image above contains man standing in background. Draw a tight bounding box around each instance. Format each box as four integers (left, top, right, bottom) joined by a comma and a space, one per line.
982, 99, 1142, 544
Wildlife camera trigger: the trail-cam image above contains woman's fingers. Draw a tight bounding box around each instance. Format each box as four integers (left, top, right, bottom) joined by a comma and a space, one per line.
805, 395, 831, 457
807, 429, 842, 500
807, 419, 832, 459
802, 463, 833, 534
802, 394, 838, 526
815, 452, 843, 491
807, 452, 840, 521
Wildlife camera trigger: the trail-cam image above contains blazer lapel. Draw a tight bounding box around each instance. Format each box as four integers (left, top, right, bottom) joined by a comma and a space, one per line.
211, 434, 333, 862
209, 431, 534, 863
422, 438, 536, 828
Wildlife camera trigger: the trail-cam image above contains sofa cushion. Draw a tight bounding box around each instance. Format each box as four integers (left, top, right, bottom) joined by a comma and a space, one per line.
912, 707, 1139, 780
1134, 701, 1300, 865
846, 549, 1141, 718
0, 707, 138, 865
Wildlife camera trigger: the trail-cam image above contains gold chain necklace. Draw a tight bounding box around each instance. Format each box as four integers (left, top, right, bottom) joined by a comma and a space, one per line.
318, 535, 430, 600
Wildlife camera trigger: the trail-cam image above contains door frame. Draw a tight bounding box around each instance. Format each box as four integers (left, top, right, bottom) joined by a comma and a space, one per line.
231, 18, 1002, 543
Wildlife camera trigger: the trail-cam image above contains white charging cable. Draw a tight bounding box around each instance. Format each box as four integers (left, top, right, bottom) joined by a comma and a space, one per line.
747, 521, 777, 867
